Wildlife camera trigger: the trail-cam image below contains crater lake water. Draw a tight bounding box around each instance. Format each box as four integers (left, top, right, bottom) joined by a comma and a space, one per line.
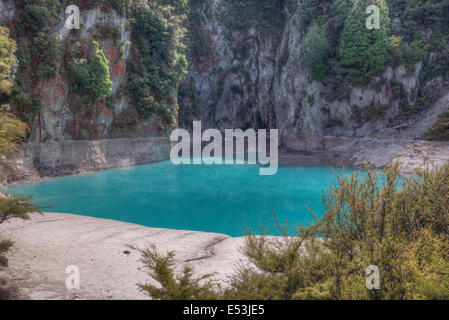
7, 161, 360, 237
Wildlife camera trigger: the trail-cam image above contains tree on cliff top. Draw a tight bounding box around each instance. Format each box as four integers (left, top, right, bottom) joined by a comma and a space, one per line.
339, 0, 390, 84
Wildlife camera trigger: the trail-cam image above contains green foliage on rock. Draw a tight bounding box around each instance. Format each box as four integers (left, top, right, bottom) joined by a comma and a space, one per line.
67, 41, 113, 102
30, 32, 62, 81
89, 41, 113, 98
140, 163, 449, 300
0, 27, 28, 154
0, 111, 28, 156
0, 27, 16, 98
222, 0, 286, 36
110, 0, 127, 14
127, 0, 188, 127
186, 0, 215, 64
295, 0, 449, 130
138, 244, 220, 300
303, 24, 331, 81
427, 110, 449, 141
22, 4, 52, 33
9, 1, 66, 124
339, 0, 391, 84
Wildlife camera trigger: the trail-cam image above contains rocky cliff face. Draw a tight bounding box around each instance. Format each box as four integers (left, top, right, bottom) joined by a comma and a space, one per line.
0, 137, 171, 184
30, 8, 134, 142
0, 0, 178, 142
1, 0, 448, 146
184, 0, 449, 145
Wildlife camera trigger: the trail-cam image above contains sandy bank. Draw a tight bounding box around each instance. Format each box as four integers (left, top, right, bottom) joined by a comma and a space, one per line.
0, 213, 248, 300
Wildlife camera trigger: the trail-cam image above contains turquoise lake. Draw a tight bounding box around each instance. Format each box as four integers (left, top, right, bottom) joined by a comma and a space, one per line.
7, 161, 359, 237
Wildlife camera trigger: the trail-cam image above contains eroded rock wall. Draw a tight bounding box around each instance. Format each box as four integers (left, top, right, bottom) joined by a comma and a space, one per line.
1, 0, 448, 170
1, 137, 171, 184
0, 0, 172, 142
29, 7, 133, 142
185, 0, 449, 145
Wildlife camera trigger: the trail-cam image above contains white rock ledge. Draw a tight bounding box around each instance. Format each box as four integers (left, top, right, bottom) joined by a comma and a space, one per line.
0, 213, 248, 300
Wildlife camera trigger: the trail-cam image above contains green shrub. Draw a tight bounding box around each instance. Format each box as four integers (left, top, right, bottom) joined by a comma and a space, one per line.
89, 41, 113, 98
127, 0, 187, 126
67, 58, 90, 92
111, 0, 127, 14
339, 0, 391, 85
427, 110, 449, 141
303, 24, 331, 81
187, 0, 215, 64
0, 27, 30, 150
22, 4, 51, 33
11, 84, 41, 124
66, 41, 112, 102
139, 163, 449, 300
0, 27, 16, 97
222, 0, 286, 36
30, 32, 62, 81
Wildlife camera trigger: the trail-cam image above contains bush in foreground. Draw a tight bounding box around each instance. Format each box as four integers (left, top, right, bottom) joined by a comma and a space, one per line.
139, 163, 449, 300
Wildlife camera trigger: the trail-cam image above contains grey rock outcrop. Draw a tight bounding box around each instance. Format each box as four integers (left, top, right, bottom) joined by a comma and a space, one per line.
0, 0, 169, 142
186, 0, 449, 142
1, 137, 171, 184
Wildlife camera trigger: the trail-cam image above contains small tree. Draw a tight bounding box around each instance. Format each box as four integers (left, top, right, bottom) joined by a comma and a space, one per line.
339, 0, 390, 84
0, 27, 16, 97
303, 24, 332, 81
89, 41, 113, 99
31, 32, 62, 81
138, 244, 220, 300
427, 110, 449, 141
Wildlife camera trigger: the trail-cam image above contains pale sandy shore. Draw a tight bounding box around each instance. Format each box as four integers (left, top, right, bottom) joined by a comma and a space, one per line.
0, 213, 249, 300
